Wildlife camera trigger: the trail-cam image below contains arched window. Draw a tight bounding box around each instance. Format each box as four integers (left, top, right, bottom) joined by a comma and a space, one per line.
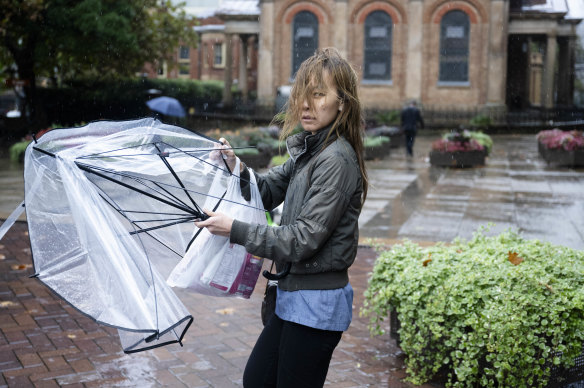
439, 10, 470, 83
364, 11, 392, 81
292, 11, 318, 77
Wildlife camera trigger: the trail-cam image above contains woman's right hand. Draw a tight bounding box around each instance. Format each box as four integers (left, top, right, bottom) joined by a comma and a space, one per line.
211, 137, 238, 172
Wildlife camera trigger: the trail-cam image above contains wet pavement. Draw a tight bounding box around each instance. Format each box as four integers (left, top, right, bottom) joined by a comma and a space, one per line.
360, 134, 584, 250
0, 133, 583, 388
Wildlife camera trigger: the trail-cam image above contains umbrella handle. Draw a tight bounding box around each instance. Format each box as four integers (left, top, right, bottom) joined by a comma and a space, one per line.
262, 263, 291, 280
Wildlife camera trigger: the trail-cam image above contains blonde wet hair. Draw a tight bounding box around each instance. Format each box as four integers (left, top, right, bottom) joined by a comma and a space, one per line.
275, 47, 368, 201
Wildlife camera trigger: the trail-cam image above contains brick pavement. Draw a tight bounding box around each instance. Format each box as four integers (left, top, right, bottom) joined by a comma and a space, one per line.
5, 133, 581, 387
0, 222, 422, 388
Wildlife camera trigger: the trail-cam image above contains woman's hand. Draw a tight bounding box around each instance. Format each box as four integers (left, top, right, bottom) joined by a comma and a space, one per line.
195, 208, 234, 237
210, 137, 238, 172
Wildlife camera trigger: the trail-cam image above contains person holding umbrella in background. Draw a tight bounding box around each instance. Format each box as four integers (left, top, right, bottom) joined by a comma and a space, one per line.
146, 95, 186, 125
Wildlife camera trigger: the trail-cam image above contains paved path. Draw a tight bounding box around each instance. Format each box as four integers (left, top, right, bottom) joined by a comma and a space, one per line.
360, 134, 584, 250
1, 133, 583, 387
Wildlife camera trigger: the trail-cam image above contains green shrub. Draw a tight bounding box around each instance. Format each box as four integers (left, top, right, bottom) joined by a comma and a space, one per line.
467, 131, 493, 155
364, 136, 390, 148
375, 110, 401, 126
362, 228, 584, 387
270, 154, 289, 166
469, 114, 491, 129
237, 148, 260, 156
9, 141, 31, 163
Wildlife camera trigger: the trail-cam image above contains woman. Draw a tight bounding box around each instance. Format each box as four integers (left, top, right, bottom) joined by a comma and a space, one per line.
196, 47, 368, 387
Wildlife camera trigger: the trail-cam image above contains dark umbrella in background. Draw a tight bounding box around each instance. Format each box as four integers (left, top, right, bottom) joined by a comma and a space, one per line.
146, 96, 186, 118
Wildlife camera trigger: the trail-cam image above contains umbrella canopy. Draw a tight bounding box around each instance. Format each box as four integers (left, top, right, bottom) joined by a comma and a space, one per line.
22, 118, 236, 353
146, 96, 186, 118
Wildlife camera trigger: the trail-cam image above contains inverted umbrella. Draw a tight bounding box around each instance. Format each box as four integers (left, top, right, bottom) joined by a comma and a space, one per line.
19, 118, 246, 353
146, 96, 187, 118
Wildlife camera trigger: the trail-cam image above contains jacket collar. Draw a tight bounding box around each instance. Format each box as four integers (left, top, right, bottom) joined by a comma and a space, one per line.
286, 124, 336, 162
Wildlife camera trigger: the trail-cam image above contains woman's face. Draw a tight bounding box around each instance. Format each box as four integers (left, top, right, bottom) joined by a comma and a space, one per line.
300, 72, 342, 133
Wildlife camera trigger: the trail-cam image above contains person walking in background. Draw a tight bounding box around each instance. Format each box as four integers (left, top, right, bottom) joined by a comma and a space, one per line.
401, 100, 424, 157
195, 47, 368, 388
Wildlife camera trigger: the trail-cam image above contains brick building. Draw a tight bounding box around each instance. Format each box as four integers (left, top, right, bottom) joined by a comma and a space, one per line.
153, 0, 583, 115
143, 11, 259, 106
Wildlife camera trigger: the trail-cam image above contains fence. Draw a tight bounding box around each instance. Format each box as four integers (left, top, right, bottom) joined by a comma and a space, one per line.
364, 105, 584, 132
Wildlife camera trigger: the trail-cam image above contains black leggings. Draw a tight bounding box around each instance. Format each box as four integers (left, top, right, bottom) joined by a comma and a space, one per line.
243, 314, 343, 388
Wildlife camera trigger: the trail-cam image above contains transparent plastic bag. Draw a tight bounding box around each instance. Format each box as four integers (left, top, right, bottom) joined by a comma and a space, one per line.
167, 159, 266, 298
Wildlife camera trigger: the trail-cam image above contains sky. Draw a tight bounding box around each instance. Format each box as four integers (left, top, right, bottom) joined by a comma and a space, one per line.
180, 0, 223, 17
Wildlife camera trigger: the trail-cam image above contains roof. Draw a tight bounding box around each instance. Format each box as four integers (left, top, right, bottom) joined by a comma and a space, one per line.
518, 0, 584, 20
565, 0, 584, 20
193, 24, 225, 33
519, 0, 567, 15
214, 0, 260, 17
179, 0, 222, 18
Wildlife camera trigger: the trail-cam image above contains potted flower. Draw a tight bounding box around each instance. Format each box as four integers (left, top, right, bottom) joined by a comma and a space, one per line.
361, 228, 584, 387
429, 129, 492, 168
536, 129, 584, 167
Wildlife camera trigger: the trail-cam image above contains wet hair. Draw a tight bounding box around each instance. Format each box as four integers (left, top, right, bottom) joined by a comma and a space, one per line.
275, 47, 368, 201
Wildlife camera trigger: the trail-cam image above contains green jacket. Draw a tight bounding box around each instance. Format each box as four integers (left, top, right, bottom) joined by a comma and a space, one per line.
229, 126, 363, 291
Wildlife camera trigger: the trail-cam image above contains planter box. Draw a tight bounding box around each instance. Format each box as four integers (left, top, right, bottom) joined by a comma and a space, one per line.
368, 125, 403, 149
365, 143, 391, 160
429, 150, 486, 168
538, 143, 584, 167
388, 132, 404, 149
389, 309, 584, 387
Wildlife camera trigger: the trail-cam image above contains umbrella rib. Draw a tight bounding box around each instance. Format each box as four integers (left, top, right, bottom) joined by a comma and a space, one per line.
98, 193, 184, 258
79, 156, 266, 214
158, 141, 235, 177
119, 210, 188, 217
185, 188, 228, 252
81, 153, 158, 159
182, 145, 258, 153
85, 162, 266, 212
81, 146, 258, 160
148, 181, 193, 212
76, 162, 200, 217
77, 142, 158, 160
154, 143, 205, 217
159, 141, 256, 187
129, 217, 198, 235
132, 216, 195, 223
84, 164, 196, 216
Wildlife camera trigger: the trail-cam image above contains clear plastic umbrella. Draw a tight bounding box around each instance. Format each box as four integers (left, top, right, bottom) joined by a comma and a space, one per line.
22, 118, 233, 353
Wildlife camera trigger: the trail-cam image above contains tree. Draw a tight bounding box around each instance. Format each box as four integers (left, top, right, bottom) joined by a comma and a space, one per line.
0, 0, 197, 130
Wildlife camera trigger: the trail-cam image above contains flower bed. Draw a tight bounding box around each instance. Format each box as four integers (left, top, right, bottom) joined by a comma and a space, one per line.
536, 129, 584, 167
362, 229, 584, 387
429, 130, 492, 168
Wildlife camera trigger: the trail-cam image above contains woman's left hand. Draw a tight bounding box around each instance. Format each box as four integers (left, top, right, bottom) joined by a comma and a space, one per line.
195, 208, 234, 237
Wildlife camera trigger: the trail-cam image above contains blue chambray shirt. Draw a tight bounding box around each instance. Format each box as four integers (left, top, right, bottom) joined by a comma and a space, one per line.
275, 283, 353, 332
